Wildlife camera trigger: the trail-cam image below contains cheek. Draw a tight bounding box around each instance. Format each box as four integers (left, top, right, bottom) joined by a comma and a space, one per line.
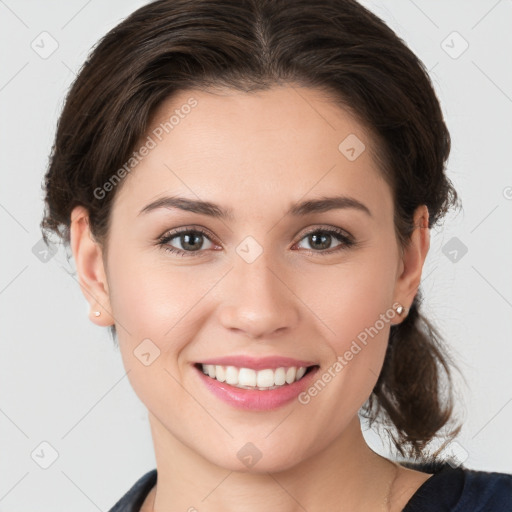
105, 252, 199, 425
105, 245, 221, 389
336, 269, 396, 345
303, 245, 399, 384
106, 243, 199, 341
104, 243, 185, 382
309, 249, 397, 340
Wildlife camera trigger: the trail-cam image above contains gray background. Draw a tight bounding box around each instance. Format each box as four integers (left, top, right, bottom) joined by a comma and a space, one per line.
1, 0, 511, 510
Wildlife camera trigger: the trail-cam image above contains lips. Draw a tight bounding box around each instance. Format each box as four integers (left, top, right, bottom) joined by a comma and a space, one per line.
192, 355, 320, 410
194, 363, 321, 410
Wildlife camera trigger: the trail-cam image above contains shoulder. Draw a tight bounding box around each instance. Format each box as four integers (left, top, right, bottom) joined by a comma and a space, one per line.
401, 461, 512, 512
108, 469, 157, 512
456, 466, 512, 511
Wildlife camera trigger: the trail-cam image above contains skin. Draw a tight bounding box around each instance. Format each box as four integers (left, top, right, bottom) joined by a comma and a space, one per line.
70, 86, 433, 511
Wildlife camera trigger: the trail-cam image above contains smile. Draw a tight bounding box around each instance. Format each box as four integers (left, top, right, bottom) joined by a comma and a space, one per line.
198, 363, 315, 390
193, 361, 320, 411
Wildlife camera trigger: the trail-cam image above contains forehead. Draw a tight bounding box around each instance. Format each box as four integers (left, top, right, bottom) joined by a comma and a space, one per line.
111, 85, 393, 223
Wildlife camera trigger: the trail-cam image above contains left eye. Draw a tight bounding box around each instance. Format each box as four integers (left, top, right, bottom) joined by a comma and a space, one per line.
295, 228, 353, 253
157, 227, 354, 257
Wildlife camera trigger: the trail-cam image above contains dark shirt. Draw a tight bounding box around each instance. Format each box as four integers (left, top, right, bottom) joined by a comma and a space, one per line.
108, 461, 512, 511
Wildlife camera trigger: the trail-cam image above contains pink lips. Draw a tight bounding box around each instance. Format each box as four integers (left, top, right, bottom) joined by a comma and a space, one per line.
197, 355, 317, 370
194, 357, 320, 411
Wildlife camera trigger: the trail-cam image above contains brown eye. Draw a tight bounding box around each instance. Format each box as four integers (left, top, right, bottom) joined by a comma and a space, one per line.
295, 228, 354, 255
158, 228, 216, 257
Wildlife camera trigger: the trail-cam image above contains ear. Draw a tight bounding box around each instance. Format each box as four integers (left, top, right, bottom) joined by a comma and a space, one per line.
70, 205, 114, 326
392, 204, 430, 324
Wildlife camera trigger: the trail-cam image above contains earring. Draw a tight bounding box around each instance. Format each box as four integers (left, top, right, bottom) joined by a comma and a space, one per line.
395, 304, 404, 315
94, 311, 101, 317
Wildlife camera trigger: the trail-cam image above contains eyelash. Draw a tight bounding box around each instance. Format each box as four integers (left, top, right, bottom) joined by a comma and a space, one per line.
157, 225, 356, 258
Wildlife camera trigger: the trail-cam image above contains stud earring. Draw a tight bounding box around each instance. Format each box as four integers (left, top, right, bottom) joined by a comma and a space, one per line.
395, 304, 404, 315
94, 311, 101, 317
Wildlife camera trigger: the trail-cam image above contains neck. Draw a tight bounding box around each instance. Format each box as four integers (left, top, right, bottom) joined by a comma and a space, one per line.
145, 413, 400, 512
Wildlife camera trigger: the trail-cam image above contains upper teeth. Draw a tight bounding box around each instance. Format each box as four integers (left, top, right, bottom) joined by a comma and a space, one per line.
201, 364, 308, 390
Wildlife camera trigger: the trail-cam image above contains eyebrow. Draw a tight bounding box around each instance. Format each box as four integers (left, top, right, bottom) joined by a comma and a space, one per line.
138, 194, 372, 220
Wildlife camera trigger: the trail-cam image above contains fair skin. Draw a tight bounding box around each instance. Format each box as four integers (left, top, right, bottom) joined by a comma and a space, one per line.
71, 86, 433, 511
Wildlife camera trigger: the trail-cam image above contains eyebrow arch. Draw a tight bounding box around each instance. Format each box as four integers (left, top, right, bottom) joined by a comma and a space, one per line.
138, 194, 372, 220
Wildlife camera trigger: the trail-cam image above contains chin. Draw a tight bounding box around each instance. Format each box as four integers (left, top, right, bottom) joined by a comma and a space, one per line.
207, 442, 306, 474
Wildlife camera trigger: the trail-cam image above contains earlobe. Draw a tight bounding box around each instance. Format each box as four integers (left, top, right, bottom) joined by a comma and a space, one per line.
70, 206, 114, 326
392, 205, 430, 323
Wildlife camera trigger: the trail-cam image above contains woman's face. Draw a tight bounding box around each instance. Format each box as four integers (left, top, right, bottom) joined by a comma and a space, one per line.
72, 85, 428, 472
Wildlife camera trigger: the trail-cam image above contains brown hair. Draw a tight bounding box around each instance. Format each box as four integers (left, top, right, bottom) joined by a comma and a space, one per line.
41, 0, 463, 461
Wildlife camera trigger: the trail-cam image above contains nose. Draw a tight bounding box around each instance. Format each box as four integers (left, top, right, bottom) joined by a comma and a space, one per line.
217, 249, 300, 340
